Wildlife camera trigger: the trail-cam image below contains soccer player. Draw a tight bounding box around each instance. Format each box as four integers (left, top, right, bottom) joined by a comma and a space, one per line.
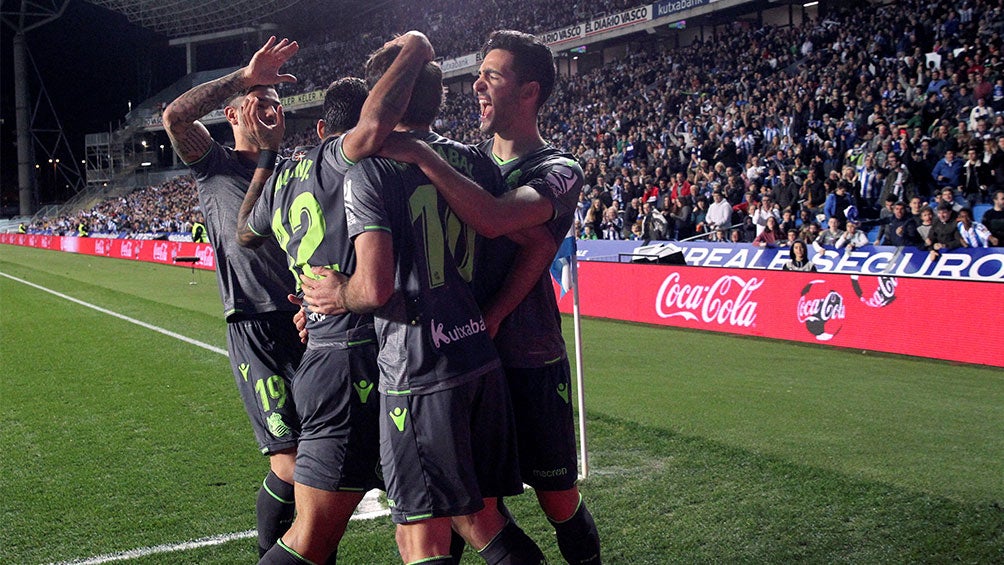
378, 30, 602, 564
236, 32, 440, 565
162, 37, 305, 557
304, 43, 545, 565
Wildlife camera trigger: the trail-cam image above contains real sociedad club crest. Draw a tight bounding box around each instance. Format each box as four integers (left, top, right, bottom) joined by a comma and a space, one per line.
291, 146, 311, 162
850, 275, 897, 308
796, 280, 846, 341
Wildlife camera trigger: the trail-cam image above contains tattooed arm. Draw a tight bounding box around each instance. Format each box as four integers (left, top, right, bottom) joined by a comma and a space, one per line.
162, 36, 299, 164
341, 31, 435, 163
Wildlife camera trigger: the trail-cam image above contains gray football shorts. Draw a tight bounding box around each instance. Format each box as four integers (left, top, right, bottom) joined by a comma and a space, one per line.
292, 342, 383, 492
226, 311, 304, 455
505, 359, 579, 491
380, 369, 523, 524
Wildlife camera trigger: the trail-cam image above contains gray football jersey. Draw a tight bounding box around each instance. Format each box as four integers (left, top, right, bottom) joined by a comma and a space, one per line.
344, 132, 504, 395
247, 135, 374, 347
189, 142, 297, 319
475, 140, 584, 368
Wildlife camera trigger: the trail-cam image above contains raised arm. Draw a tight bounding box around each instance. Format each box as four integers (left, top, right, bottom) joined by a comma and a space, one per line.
341, 31, 435, 163
163, 36, 299, 163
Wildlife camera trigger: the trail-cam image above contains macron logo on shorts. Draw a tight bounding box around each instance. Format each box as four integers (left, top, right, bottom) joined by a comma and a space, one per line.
389, 407, 407, 432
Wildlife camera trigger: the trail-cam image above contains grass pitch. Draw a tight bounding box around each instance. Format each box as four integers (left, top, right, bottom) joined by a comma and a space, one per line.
1, 244, 1002, 563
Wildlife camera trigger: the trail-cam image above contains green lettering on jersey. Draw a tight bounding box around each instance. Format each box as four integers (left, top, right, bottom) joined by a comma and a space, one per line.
408, 184, 475, 288
274, 158, 315, 193
434, 146, 474, 177
270, 191, 329, 289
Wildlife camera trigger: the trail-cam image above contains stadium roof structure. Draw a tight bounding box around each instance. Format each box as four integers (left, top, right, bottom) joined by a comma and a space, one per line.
83, 0, 371, 39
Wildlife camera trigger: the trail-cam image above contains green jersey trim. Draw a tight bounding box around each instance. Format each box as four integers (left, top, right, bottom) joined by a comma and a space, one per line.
247, 223, 266, 237
404, 512, 435, 522
492, 152, 519, 166
340, 143, 356, 166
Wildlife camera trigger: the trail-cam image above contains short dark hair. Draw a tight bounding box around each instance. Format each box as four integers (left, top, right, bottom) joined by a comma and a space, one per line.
364, 44, 442, 127
323, 77, 368, 136
480, 30, 556, 109
226, 84, 274, 110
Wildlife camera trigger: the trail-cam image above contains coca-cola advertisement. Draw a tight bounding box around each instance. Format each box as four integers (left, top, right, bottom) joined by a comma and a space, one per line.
557, 262, 1003, 368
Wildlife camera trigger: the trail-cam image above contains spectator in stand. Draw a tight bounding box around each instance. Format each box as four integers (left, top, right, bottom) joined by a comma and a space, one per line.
982, 190, 1004, 245
932, 149, 963, 193
856, 153, 882, 213
802, 170, 827, 216
823, 182, 853, 227
583, 197, 605, 237
641, 201, 668, 241
983, 138, 1004, 191
933, 186, 965, 213
782, 240, 817, 272
753, 216, 783, 247
622, 197, 642, 238
970, 97, 993, 130
916, 206, 936, 242
960, 146, 990, 207
705, 190, 732, 233
779, 228, 798, 248
879, 152, 915, 203
751, 194, 780, 237
667, 195, 693, 240
799, 222, 821, 246
872, 194, 899, 245
957, 208, 992, 247
879, 201, 921, 247
908, 195, 925, 223
779, 208, 797, 235
814, 217, 845, 249
774, 169, 799, 212
691, 196, 709, 237
600, 206, 623, 240
835, 220, 869, 251
926, 202, 964, 256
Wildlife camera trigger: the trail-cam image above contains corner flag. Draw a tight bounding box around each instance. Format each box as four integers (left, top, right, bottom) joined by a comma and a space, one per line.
550, 232, 576, 297
549, 229, 590, 477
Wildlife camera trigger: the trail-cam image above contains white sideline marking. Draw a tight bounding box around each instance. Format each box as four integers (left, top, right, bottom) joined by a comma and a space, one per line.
51, 489, 386, 564
0, 272, 391, 561
52, 530, 256, 564
0, 271, 228, 356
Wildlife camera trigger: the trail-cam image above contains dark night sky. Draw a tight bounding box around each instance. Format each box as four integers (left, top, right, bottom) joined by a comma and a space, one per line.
0, 0, 229, 208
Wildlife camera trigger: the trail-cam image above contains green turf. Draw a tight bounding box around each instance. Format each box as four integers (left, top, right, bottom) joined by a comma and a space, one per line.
2, 245, 1002, 563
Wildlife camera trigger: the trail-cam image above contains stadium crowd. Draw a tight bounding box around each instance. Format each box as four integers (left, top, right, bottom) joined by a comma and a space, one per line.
26, 176, 203, 238
24, 0, 1004, 248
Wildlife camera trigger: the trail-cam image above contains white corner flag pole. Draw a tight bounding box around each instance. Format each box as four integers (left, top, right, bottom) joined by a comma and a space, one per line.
569, 244, 589, 478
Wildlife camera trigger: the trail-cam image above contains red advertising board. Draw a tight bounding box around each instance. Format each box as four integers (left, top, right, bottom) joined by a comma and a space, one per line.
556, 261, 1004, 368
1, 234, 216, 271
